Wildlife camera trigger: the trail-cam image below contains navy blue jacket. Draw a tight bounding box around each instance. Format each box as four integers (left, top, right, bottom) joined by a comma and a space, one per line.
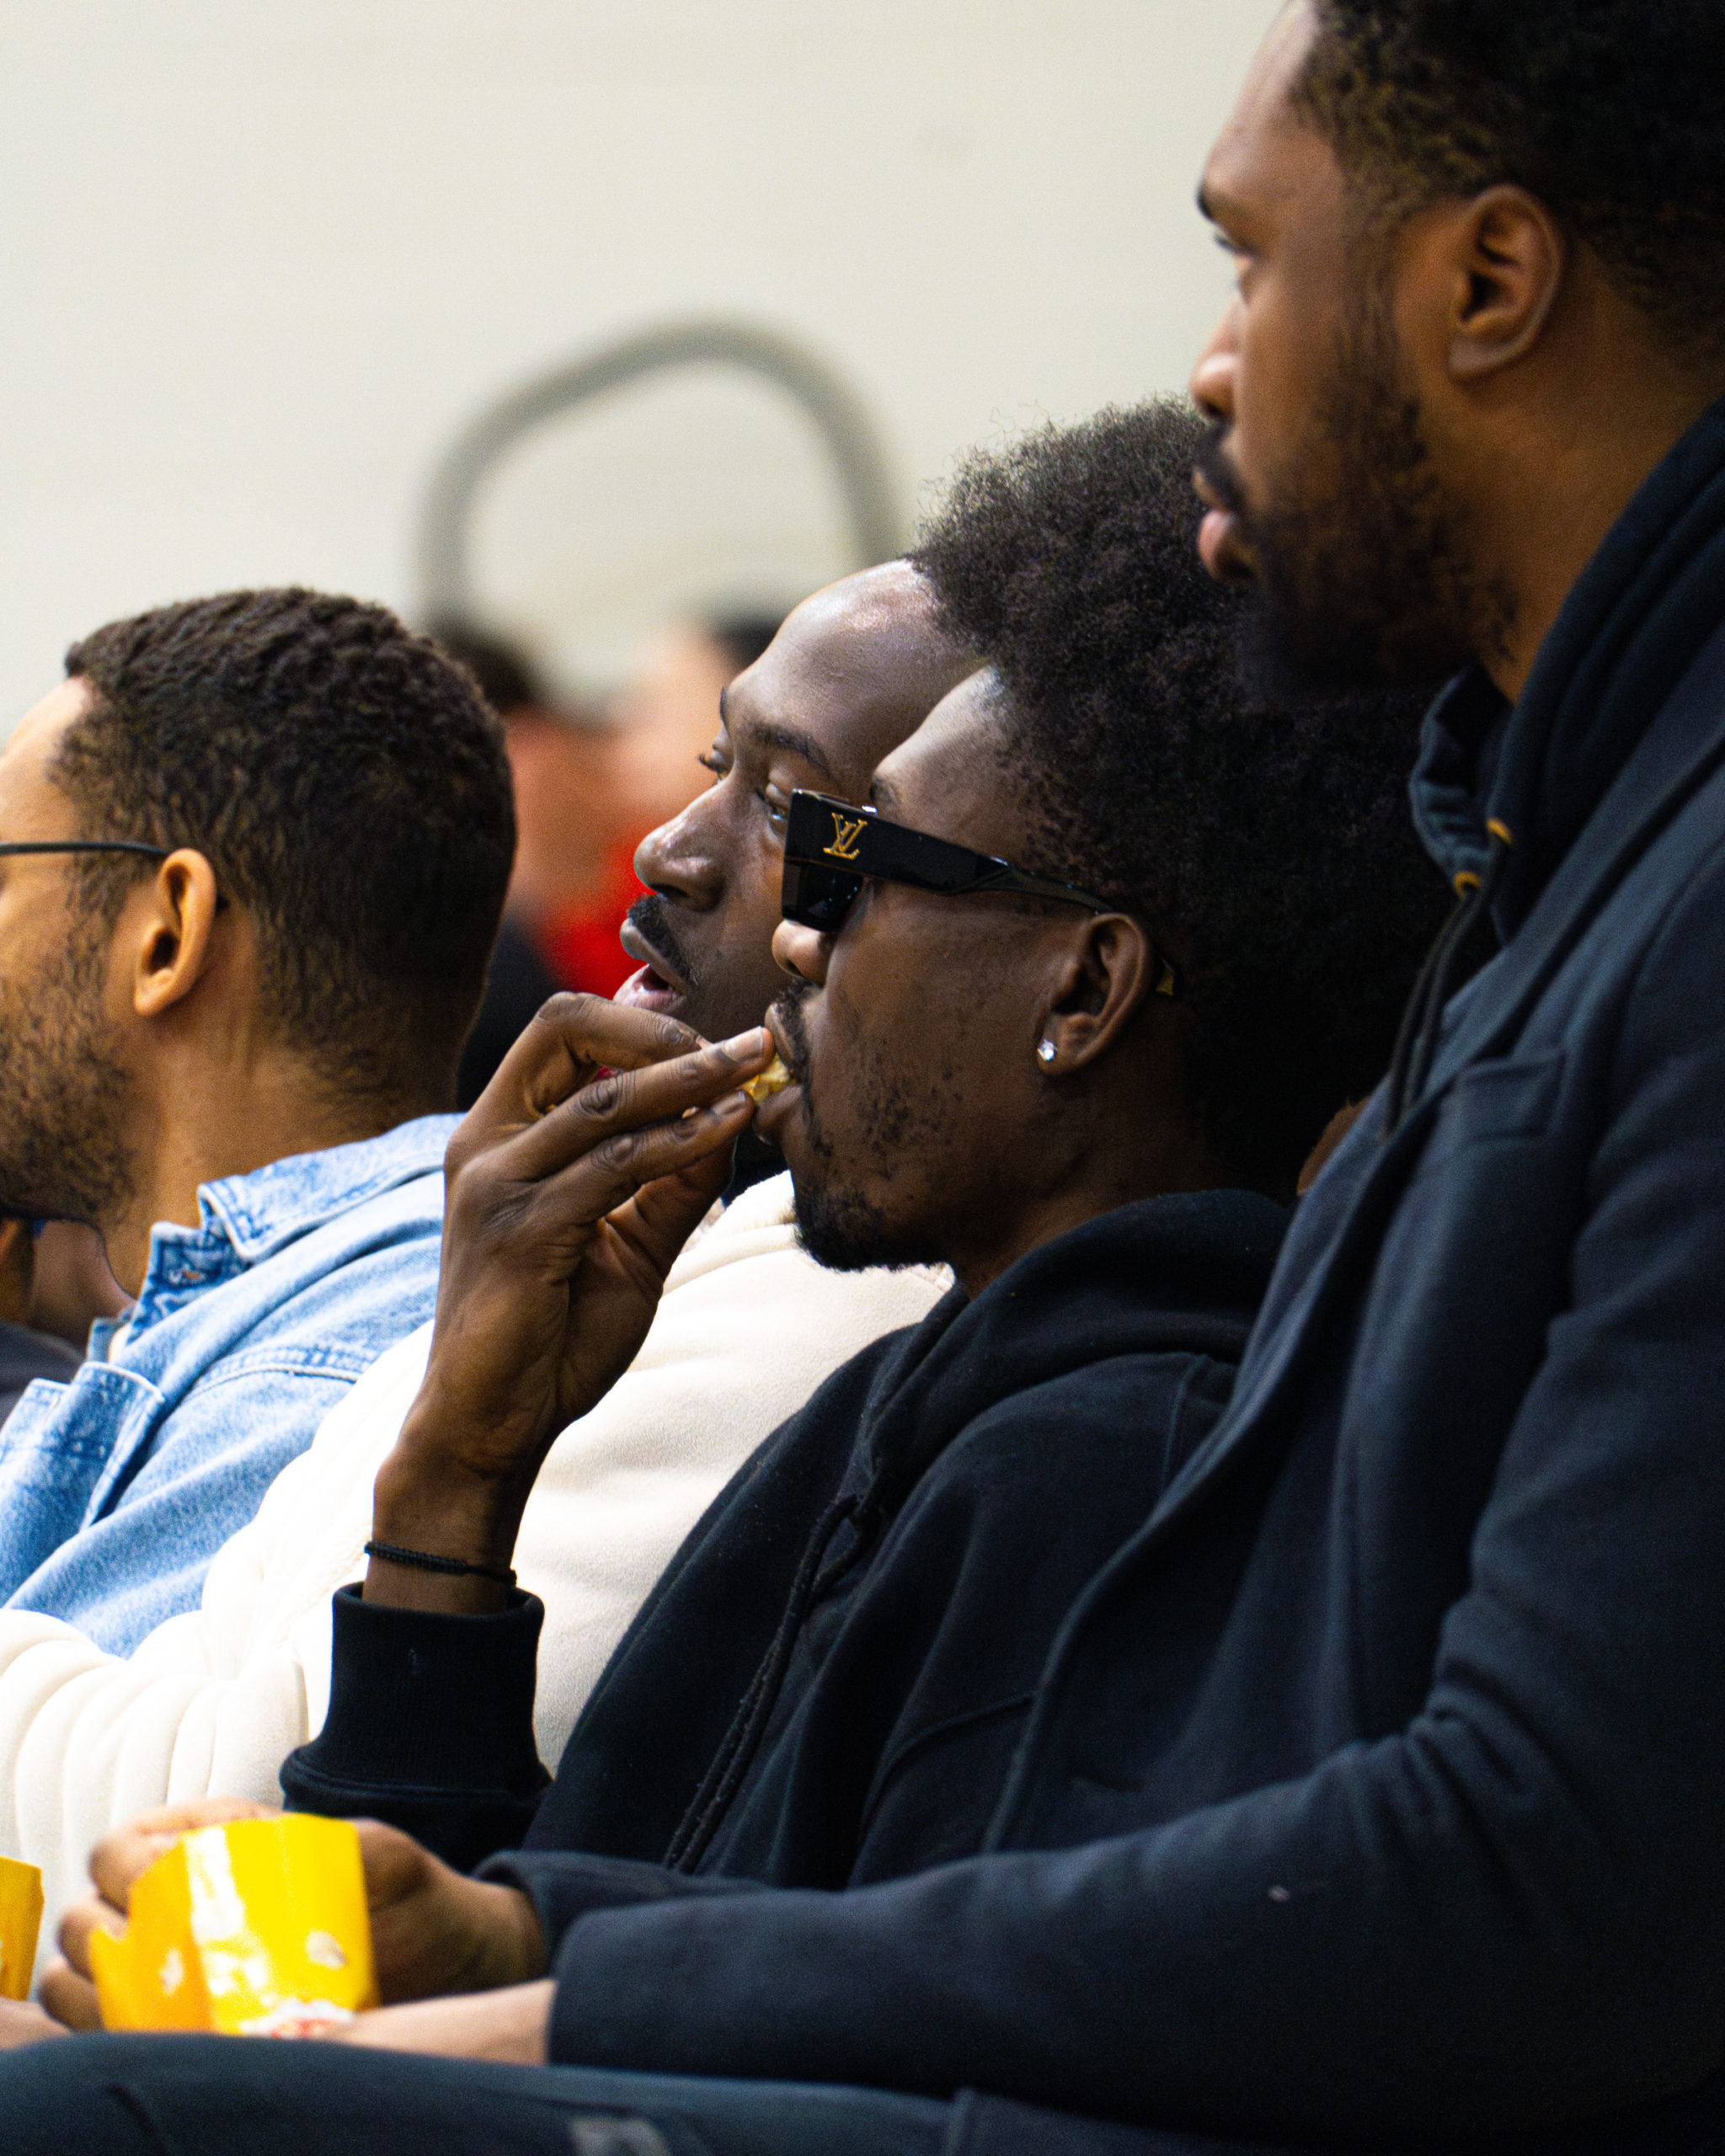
437, 407, 1725, 2154
287, 1191, 1282, 1882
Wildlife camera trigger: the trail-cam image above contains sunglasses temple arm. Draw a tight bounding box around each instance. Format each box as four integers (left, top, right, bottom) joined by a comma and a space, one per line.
981, 867, 1186, 997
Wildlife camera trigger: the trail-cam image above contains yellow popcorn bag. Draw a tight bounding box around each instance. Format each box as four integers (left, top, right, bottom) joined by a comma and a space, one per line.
0, 1854, 44, 2002
91, 1813, 377, 2036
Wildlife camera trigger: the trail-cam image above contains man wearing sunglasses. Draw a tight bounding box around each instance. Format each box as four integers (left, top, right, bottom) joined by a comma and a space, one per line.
0, 406, 1447, 2149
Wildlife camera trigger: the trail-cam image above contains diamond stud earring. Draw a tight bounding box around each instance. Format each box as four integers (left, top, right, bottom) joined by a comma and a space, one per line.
1036, 1038, 1058, 1066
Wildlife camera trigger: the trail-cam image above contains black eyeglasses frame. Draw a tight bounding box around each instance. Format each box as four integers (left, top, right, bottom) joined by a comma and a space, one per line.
781, 790, 1183, 998
0, 841, 170, 862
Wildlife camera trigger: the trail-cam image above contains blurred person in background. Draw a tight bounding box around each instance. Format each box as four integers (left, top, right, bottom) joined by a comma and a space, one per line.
0, 589, 514, 1658
0, 1215, 126, 1422
12, 1220, 128, 1352
0, 1219, 80, 1422
426, 621, 582, 1105
606, 613, 784, 845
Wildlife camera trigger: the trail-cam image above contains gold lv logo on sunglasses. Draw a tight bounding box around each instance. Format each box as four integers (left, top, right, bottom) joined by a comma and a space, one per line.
824, 814, 868, 862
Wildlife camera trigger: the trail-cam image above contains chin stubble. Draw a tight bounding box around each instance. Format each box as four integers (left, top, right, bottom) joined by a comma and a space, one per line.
772, 980, 923, 1274
0, 932, 136, 1225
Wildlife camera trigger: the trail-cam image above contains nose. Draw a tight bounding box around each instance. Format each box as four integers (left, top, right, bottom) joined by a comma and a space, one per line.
634, 798, 720, 906
772, 916, 830, 984
1189, 301, 1239, 424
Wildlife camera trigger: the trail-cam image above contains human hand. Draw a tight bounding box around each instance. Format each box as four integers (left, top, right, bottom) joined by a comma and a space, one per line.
330, 1977, 553, 2063
45, 1795, 276, 2029
345, 1817, 546, 2003
45, 1799, 544, 2029
370, 994, 772, 1608
0, 1999, 69, 2049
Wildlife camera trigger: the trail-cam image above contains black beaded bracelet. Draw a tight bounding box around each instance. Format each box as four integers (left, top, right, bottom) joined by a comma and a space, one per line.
363, 1540, 517, 1588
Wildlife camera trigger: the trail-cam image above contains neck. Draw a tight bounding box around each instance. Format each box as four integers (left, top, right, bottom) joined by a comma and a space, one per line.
1457, 331, 1722, 704
100, 1059, 431, 1295
945, 1101, 1226, 1303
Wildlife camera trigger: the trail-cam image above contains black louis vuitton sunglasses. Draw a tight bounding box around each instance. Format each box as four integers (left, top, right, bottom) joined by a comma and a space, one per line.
782, 790, 1184, 998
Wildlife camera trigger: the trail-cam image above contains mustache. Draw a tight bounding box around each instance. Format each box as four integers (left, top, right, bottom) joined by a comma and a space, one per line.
623, 893, 699, 990
1194, 424, 1251, 521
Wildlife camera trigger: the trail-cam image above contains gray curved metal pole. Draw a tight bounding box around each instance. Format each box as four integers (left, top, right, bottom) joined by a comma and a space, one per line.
417, 318, 905, 622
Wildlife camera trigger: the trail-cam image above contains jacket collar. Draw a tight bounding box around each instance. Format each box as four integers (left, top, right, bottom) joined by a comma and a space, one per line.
1411, 392, 1725, 936
196, 1114, 455, 1263
123, 1114, 457, 1339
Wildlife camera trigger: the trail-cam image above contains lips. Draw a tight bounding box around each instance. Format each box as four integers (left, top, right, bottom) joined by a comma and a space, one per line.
615, 919, 688, 1014
764, 1006, 804, 1085
753, 1001, 809, 1138
1193, 464, 1258, 585
614, 963, 683, 1015
1198, 505, 1256, 584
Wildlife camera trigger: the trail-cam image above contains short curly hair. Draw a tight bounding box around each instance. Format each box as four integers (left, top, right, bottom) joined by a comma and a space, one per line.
60, 589, 515, 1102
1295, 1, 1725, 365
911, 400, 1449, 1200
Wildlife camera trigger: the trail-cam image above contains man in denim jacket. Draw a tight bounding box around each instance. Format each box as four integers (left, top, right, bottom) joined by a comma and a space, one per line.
0, 588, 514, 1654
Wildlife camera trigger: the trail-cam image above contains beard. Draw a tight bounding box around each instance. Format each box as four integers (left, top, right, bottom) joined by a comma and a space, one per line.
1196, 284, 1516, 701
0, 925, 135, 1225
772, 982, 931, 1275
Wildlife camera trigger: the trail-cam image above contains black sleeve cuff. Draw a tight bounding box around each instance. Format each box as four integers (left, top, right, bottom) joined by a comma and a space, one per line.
281, 1582, 551, 1871
478, 1847, 766, 1964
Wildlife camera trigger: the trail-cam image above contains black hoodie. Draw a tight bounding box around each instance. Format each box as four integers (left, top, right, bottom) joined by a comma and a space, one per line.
285, 1188, 1284, 1886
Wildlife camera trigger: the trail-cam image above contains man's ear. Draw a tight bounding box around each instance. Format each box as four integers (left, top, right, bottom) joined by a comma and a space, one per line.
126, 851, 224, 1020
1411, 184, 1567, 386
1033, 915, 1162, 1075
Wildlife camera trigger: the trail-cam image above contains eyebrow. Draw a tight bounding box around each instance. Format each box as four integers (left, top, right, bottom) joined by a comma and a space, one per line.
868, 773, 901, 812
736, 718, 836, 780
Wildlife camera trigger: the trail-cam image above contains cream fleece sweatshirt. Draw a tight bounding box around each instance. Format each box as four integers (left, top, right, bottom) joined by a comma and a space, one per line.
0, 1174, 948, 1972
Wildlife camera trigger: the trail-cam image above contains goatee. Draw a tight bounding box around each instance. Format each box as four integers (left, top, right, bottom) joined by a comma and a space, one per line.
772, 982, 911, 1276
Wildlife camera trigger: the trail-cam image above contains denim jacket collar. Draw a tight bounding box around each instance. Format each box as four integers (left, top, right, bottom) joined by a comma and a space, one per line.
123, 1115, 456, 1342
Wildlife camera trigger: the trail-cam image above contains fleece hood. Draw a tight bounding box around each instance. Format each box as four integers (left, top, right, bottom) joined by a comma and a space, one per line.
842, 1187, 1286, 1518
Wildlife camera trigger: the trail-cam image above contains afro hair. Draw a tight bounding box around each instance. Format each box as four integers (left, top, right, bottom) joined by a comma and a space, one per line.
911, 399, 1451, 1199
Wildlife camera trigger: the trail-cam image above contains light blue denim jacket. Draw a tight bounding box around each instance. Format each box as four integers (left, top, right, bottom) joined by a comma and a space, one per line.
0, 1115, 457, 1654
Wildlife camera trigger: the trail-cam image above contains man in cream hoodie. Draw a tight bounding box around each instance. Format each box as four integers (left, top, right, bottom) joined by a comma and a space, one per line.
0, 562, 972, 1955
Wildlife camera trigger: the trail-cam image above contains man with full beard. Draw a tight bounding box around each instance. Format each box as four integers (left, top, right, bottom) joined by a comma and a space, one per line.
1166, 0, 1725, 2144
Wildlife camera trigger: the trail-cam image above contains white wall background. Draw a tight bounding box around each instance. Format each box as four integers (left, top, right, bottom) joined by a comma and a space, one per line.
0, 0, 1279, 721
